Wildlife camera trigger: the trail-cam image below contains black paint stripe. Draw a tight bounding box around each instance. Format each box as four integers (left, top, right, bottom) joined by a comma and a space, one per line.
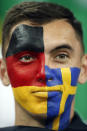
6, 24, 44, 57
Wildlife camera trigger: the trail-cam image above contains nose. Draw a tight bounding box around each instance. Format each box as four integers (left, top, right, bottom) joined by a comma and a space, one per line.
44, 54, 55, 84
45, 65, 53, 81
45, 65, 62, 86
45, 65, 55, 86
36, 53, 46, 83
36, 53, 59, 86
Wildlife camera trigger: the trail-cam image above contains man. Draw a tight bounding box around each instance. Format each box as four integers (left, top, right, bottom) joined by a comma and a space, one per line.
0, 1, 87, 131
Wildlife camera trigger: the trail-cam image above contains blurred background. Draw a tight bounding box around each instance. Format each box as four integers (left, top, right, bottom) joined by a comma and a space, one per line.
0, 0, 87, 127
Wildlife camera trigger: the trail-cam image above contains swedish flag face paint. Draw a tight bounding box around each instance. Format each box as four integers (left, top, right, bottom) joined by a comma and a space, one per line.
6, 24, 80, 131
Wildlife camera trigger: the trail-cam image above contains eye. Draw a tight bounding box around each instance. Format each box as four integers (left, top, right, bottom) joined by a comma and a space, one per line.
54, 53, 69, 63
19, 55, 35, 63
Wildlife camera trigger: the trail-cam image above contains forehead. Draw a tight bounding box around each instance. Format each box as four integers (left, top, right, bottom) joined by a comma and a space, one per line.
43, 20, 81, 52
8, 20, 81, 53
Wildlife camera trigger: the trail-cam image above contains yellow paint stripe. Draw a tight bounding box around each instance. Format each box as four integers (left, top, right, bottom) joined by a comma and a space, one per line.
52, 92, 69, 130
61, 68, 71, 86
52, 115, 60, 130
52, 68, 76, 130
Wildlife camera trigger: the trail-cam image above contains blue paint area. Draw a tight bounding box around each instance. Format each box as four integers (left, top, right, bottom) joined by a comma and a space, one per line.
71, 68, 80, 86
44, 66, 79, 130
46, 91, 62, 129
45, 65, 63, 86
58, 95, 74, 131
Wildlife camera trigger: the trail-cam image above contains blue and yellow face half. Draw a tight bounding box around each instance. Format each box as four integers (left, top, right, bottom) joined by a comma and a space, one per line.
6, 23, 81, 131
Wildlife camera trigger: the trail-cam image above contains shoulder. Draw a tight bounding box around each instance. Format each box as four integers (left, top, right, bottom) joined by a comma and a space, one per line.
65, 112, 87, 131
0, 126, 53, 131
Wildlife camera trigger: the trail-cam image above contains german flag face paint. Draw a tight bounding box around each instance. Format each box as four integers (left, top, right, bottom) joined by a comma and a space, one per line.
6, 24, 80, 131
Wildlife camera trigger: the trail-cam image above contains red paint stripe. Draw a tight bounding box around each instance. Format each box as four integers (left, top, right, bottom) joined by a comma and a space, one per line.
6, 51, 46, 87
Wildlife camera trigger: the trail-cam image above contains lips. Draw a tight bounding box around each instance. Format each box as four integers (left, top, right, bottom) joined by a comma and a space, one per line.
32, 91, 62, 99
29, 86, 63, 93
30, 86, 63, 98
32, 91, 48, 98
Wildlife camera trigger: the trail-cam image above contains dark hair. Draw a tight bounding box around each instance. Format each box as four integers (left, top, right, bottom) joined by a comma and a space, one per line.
2, 1, 84, 57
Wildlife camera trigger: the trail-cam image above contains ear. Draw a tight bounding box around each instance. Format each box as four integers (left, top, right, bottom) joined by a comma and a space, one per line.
78, 55, 87, 84
0, 59, 10, 86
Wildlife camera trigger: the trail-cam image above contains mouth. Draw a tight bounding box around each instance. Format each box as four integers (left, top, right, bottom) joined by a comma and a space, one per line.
32, 91, 48, 98
31, 85, 62, 93
32, 88, 62, 98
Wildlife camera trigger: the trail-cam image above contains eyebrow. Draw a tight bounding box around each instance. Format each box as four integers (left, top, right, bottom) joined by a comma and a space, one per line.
50, 44, 74, 53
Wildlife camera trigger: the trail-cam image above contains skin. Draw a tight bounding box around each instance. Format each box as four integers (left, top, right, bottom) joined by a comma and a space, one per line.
0, 19, 87, 128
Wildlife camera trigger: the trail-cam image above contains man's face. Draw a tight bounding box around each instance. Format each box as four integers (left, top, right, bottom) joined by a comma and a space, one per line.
2, 20, 83, 129
5, 19, 82, 111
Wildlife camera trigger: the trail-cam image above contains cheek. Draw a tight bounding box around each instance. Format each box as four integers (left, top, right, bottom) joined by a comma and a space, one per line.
6, 54, 43, 87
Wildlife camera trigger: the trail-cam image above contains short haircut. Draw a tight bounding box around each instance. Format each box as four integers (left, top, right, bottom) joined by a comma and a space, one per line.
2, 1, 84, 57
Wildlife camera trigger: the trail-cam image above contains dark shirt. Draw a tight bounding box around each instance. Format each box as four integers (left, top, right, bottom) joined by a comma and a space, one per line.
64, 113, 87, 131
0, 113, 87, 131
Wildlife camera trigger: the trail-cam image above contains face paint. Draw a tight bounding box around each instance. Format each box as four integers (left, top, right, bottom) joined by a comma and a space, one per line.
6, 24, 80, 131
6, 24, 44, 57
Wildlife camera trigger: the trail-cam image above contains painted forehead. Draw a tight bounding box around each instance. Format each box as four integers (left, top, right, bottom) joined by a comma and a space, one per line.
6, 24, 44, 57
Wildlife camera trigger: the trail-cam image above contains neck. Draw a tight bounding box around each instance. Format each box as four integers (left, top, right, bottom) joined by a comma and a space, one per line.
15, 101, 45, 128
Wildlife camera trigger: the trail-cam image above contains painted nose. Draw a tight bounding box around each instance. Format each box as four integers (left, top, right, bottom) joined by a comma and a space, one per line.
36, 54, 46, 83
45, 65, 61, 86
45, 65, 53, 81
